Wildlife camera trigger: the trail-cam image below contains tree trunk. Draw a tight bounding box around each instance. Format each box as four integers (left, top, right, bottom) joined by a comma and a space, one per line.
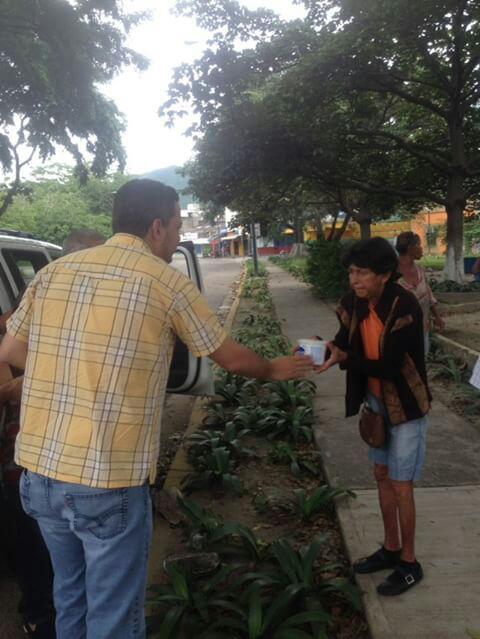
294, 216, 304, 243
352, 207, 371, 240
334, 213, 351, 240
444, 174, 466, 282
359, 219, 371, 240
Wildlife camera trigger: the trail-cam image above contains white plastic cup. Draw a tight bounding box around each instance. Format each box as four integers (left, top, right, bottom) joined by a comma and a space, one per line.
297, 339, 327, 365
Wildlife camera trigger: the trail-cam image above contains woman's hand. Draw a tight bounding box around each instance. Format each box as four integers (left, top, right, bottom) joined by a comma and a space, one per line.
314, 341, 347, 373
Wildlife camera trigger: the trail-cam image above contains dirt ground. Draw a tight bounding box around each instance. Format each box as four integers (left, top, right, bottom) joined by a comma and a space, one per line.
442, 310, 480, 352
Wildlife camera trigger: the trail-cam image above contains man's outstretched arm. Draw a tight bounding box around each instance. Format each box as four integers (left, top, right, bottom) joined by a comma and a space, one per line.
209, 336, 313, 381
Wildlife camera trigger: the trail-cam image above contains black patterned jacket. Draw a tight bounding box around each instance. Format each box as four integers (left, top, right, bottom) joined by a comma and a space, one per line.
333, 282, 431, 425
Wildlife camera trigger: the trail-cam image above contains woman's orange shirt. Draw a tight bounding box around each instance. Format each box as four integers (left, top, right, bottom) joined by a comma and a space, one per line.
360, 304, 384, 399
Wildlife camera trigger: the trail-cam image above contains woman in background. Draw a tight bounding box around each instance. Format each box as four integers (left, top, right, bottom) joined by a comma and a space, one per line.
395, 232, 445, 354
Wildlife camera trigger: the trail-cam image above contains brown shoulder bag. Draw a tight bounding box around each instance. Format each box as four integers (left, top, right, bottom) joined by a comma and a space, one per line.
359, 405, 386, 448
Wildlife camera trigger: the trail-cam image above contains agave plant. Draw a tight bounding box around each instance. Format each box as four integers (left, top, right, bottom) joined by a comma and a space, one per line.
294, 486, 356, 521
182, 447, 243, 495
187, 423, 254, 469
147, 563, 242, 639
202, 402, 233, 428
268, 442, 319, 478
255, 406, 314, 442
265, 380, 316, 410
177, 497, 263, 560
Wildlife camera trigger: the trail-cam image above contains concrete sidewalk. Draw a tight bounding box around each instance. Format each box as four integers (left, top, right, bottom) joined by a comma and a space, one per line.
267, 262, 480, 639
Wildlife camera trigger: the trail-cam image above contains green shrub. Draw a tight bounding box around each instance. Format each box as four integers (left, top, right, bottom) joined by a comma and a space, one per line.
306, 239, 351, 300
246, 259, 267, 277
431, 279, 480, 292
270, 256, 309, 281
420, 255, 445, 271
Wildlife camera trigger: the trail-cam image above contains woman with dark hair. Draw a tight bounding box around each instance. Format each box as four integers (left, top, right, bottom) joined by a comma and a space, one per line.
395, 232, 445, 353
316, 237, 430, 597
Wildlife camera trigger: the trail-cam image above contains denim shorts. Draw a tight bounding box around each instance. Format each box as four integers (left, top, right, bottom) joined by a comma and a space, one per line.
366, 393, 428, 481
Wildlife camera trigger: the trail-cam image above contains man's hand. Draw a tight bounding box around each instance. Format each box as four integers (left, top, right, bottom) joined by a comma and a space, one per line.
314, 341, 347, 374
268, 353, 314, 380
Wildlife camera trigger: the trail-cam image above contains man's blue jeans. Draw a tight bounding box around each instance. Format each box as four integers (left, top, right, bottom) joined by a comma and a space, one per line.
19, 471, 152, 639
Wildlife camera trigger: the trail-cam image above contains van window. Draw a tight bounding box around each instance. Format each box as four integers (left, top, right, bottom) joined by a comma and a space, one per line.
1, 249, 49, 290
171, 250, 191, 278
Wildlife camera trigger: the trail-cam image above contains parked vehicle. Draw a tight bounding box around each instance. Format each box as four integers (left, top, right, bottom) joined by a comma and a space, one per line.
0, 234, 213, 395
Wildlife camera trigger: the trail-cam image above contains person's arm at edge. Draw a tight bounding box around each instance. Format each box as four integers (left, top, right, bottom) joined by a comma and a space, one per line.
209, 336, 313, 381
0, 375, 23, 412
0, 334, 28, 371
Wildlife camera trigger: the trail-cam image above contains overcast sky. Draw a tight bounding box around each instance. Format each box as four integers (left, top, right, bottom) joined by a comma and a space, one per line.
104, 0, 306, 175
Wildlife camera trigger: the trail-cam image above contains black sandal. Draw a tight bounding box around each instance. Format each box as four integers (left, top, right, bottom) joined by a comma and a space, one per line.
377, 561, 423, 596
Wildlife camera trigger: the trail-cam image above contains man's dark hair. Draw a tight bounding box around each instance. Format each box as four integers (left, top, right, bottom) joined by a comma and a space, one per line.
395, 231, 421, 256
342, 237, 399, 279
112, 179, 179, 237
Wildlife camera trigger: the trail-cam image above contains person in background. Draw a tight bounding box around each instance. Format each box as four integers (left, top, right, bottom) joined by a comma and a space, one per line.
62, 229, 105, 255
316, 237, 430, 596
471, 257, 480, 282
396, 232, 445, 354
0, 179, 313, 639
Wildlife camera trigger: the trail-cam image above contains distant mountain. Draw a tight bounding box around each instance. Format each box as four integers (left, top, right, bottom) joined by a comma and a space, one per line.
142, 166, 194, 209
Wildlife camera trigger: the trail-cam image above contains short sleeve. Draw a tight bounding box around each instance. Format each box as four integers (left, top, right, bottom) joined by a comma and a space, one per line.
170, 279, 227, 357
6, 279, 38, 343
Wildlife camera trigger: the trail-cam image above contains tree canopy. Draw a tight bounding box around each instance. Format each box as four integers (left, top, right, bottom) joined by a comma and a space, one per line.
0, 0, 148, 212
0, 167, 129, 245
164, 0, 480, 280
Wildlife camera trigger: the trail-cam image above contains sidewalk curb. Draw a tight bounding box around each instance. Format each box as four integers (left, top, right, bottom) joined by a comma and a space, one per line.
435, 333, 479, 369
163, 265, 246, 492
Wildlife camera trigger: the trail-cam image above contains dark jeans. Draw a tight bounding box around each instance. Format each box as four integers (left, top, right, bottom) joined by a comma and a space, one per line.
1, 481, 55, 626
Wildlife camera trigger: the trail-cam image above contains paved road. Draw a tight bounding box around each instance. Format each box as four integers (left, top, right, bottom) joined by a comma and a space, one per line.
198, 256, 244, 309
0, 257, 245, 639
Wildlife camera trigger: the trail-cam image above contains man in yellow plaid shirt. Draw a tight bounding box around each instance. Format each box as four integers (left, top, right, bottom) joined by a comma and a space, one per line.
0, 179, 313, 639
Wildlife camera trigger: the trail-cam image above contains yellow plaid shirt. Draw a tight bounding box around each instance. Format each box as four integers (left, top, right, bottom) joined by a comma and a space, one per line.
7, 234, 227, 488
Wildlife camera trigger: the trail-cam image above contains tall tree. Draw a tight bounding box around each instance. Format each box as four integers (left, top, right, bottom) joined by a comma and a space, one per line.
165, 0, 480, 280
0, 0, 148, 213
301, 0, 480, 279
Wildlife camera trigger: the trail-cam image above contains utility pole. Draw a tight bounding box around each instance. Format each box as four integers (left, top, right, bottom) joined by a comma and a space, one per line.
250, 222, 259, 276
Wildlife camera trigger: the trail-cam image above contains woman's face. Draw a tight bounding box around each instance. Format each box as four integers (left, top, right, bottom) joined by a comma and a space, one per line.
408, 239, 423, 260
348, 265, 390, 301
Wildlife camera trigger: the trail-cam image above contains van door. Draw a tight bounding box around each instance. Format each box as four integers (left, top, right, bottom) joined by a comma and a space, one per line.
167, 242, 215, 396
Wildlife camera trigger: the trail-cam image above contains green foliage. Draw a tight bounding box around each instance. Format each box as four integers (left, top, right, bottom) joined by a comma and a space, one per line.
294, 487, 356, 521
0, 169, 131, 244
306, 239, 351, 300
164, 0, 480, 282
187, 422, 255, 469
264, 380, 316, 410
255, 406, 314, 443
177, 497, 263, 560
147, 563, 241, 638
420, 255, 445, 271
246, 259, 267, 277
270, 256, 309, 282
431, 280, 480, 293
268, 442, 320, 478
182, 446, 243, 496
0, 1, 148, 211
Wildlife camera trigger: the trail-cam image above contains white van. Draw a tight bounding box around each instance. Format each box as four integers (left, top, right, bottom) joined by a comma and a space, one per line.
0, 233, 213, 395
